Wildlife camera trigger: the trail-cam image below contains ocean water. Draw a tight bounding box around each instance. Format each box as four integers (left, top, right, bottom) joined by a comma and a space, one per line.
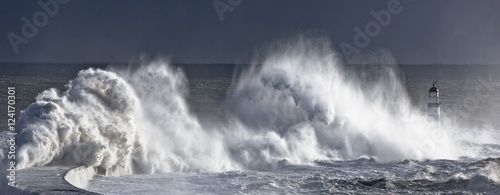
2, 40, 500, 194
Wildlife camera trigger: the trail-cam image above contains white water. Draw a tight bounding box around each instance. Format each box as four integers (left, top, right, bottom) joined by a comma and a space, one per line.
12, 38, 496, 178
15, 61, 235, 175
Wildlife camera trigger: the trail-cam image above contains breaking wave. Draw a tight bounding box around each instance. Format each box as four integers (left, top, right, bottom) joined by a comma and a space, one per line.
12, 38, 494, 175
15, 61, 234, 175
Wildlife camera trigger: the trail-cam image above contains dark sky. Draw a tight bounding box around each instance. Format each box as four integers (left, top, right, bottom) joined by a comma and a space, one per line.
1, 0, 499, 64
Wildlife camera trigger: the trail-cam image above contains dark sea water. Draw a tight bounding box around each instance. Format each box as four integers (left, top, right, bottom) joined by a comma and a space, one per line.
3, 63, 500, 130
2, 63, 500, 194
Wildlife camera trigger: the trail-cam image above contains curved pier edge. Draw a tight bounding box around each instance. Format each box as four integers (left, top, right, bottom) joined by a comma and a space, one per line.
63, 166, 101, 195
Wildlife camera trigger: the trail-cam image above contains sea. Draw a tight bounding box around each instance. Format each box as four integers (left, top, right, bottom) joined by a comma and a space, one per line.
2, 46, 500, 194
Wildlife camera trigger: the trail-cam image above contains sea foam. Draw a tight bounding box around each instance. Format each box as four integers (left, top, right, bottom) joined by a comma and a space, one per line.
13, 38, 490, 175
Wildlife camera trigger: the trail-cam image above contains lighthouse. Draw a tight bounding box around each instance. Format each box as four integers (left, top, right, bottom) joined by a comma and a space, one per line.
427, 82, 441, 125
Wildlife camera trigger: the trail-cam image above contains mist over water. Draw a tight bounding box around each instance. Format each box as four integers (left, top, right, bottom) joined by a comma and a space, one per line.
9, 38, 499, 181
226, 38, 461, 163
15, 61, 236, 175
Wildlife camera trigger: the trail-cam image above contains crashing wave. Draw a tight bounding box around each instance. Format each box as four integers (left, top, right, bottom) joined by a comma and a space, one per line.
14, 38, 491, 175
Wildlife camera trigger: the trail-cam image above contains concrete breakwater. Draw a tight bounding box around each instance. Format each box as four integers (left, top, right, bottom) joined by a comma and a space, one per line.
9, 166, 100, 195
